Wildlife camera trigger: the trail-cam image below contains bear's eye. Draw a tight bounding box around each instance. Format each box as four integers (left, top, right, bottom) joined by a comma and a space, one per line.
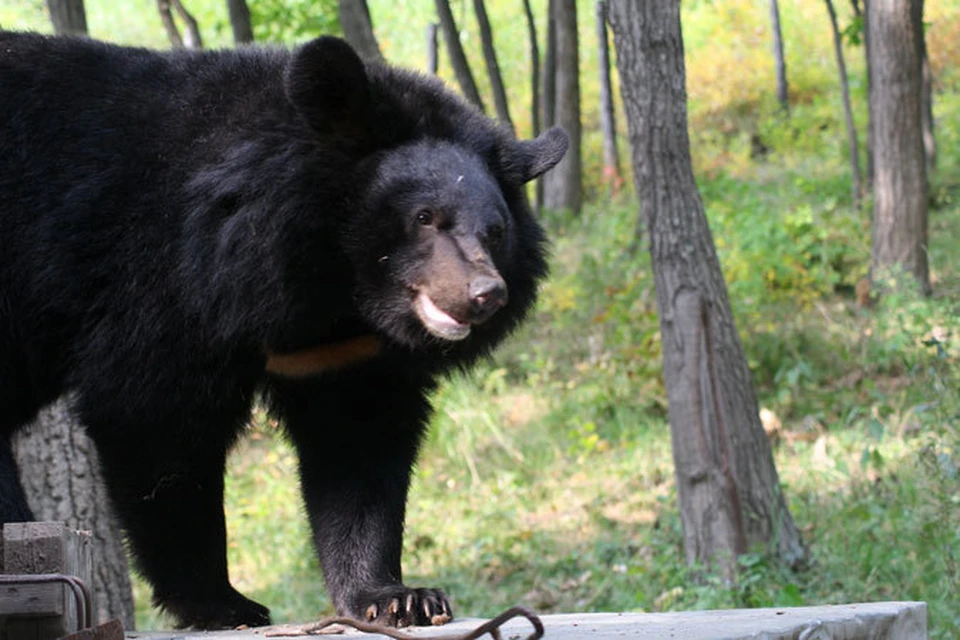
488, 224, 505, 246
416, 209, 434, 226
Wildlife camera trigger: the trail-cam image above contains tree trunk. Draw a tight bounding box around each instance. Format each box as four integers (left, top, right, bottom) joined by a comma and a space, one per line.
473, 0, 513, 131
542, 0, 582, 214
427, 23, 439, 75
769, 0, 789, 114
522, 0, 541, 214
158, 0, 203, 49
540, 0, 557, 214
914, 2, 936, 174
46, 0, 87, 36
860, 0, 875, 189
542, 0, 557, 130
173, 0, 202, 49
596, 0, 623, 195
825, 0, 862, 209
434, 0, 485, 111
608, 0, 807, 579
13, 399, 136, 629
226, 0, 253, 45
868, 0, 930, 294
158, 0, 185, 48
338, 0, 382, 61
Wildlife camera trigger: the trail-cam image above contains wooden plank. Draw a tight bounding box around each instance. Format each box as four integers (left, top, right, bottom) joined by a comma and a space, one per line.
127, 602, 928, 640
0, 582, 65, 616
1, 522, 95, 639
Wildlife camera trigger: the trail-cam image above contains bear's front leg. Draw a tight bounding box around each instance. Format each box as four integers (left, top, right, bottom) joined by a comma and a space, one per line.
272, 372, 452, 627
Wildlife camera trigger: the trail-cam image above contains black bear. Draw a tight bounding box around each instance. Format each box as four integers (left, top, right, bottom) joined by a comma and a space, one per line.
0, 32, 567, 629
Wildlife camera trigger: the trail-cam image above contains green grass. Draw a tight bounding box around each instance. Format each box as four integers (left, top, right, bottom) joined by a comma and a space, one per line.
2, 0, 958, 636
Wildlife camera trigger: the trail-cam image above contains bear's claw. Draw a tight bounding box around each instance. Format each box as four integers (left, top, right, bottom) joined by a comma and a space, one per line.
356, 586, 451, 627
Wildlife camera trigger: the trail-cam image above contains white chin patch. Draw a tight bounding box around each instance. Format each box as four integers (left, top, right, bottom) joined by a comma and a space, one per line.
414, 292, 471, 341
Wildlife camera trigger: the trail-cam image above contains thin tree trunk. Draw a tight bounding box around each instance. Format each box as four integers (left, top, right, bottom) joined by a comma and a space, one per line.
914, 2, 936, 174
14, 400, 136, 629
540, 0, 557, 215
158, 0, 202, 49
543, 0, 557, 130
46, 0, 87, 36
522, 0, 541, 214
868, 0, 930, 294
173, 0, 202, 49
825, 0, 862, 209
596, 0, 623, 195
226, 0, 253, 45
427, 23, 439, 75
542, 0, 582, 214
473, 0, 513, 131
608, 0, 807, 578
861, 0, 875, 189
158, 0, 185, 48
769, 0, 789, 114
920, 54, 935, 174
339, 0, 383, 61
434, 0, 485, 111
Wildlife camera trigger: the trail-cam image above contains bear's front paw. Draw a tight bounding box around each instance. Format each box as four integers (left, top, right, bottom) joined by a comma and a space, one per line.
355, 586, 452, 627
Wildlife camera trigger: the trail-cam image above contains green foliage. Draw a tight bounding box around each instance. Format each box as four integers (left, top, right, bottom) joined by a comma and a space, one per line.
250, 0, 339, 44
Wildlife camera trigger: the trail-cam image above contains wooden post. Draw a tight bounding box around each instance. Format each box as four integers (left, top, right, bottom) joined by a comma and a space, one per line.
0, 522, 94, 639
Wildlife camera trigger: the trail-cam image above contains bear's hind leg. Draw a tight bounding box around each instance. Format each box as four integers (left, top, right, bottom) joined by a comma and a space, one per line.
91, 431, 270, 630
0, 434, 34, 523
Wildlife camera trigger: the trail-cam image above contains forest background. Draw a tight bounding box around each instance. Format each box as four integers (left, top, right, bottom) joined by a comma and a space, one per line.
1, 0, 958, 637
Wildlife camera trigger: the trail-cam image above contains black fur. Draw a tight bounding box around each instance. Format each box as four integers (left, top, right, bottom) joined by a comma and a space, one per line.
0, 33, 566, 629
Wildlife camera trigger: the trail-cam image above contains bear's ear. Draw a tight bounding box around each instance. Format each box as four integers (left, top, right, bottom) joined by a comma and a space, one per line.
511, 127, 569, 183
284, 36, 371, 136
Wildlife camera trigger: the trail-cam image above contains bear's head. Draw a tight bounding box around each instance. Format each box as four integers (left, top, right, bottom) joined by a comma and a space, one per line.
284, 37, 568, 351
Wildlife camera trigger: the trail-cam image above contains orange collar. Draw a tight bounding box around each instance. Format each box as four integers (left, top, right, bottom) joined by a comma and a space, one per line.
265, 334, 382, 378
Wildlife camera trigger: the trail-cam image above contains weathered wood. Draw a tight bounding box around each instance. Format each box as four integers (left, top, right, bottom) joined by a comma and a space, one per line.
1, 522, 94, 638
126, 602, 928, 639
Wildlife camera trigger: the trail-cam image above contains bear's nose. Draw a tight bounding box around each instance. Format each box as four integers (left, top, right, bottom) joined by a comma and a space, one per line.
469, 276, 508, 321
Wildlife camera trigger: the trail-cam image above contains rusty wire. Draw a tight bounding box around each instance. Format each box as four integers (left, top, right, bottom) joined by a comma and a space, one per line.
260, 605, 544, 639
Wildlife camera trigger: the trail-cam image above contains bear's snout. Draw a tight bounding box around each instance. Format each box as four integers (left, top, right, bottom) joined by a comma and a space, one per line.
468, 275, 508, 322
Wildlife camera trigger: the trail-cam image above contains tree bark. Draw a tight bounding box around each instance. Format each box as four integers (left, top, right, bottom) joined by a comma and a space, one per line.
338, 0, 382, 61
608, 0, 807, 579
13, 400, 136, 629
522, 0, 541, 213
226, 0, 253, 45
427, 23, 439, 75
868, 0, 930, 294
769, 0, 789, 114
542, 0, 582, 214
46, 0, 87, 36
825, 0, 863, 209
434, 0, 485, 111
596, 0, 623, 195
473, 0, 513, 131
